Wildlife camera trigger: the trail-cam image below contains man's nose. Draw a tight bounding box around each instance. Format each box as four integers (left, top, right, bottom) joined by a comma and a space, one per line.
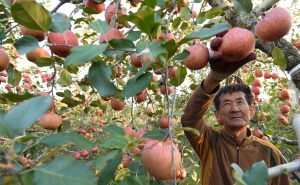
230, 104, 240, 112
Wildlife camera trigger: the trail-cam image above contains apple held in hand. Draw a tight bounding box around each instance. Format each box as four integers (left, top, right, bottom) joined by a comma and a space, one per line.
255, 7, 292, 42
141, 139, 181, 180
218, 27, 255, 62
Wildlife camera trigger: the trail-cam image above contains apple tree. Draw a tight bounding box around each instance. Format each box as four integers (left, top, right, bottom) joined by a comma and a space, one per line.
0, 0, 300, 184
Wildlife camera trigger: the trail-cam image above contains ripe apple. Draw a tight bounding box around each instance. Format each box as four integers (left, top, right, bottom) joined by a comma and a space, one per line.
16, 85, 21, 91
36, 92, 55, 112
279, 89, 291, 100
134, 90, 147, 103
0, 50, 10, 71
169, 66, 177, 78
255, 7, 292, 42
293, 38, 300, 49
264, 71, 272, 79
124, 127, 135, 136
113, 65, 123, 78
158, 32, 174, 42
254, 69, 264, 77
184, 43, 209, 70
98, 28, 125, 43
122, 155, 131, 168
130, 52, 142, 68
242, 67, 249, 73
141, 139, 181, 180
74, 152, 81, 160
48, 29, 79, 58
160, 85, 173, 95
280, 105, 290, 114
251, 86, 262, 95
91, 147, 98, 153
110, 98, 125, 111
105, 4, 126, 29
252, 78, 262, 87
5, 84, 11, 91
135, 128, 148, 147
84, 0, 105, 14
191, 10, 197, 18
39, 112, 62, 130
146, 106, 154, 116
278, 115, 289, 125
271, 72, 279, 79
81, 150, 89, 158
26, 47, 50, 63
19, 25, 46, 42
177, 167, 187, 179
159, 116, 172, 129
218, 27, 255, 62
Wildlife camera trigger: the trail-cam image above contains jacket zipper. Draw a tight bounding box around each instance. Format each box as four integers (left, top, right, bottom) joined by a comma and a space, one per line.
236, 139, 245, 165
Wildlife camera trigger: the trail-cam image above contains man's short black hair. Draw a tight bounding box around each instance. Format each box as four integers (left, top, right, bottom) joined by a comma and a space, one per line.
214, 84, 253, 110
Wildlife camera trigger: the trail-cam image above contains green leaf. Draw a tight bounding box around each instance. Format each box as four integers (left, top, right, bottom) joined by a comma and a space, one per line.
144, 0, 157, 9
173, 110, 184, 116
3, 96, 51, 137
49, 12, 71, 33
205, 6, 223, 19
103, 124, 125, 135
127, 161, 147, 176
66, 64, 79, 74
90, 19, 110, 34
115, 168, 131, 181
122, 72, 153, 98
142, 129, 168, 140
180, 7, 191, 21
178, 127, 200, 136
89, 62, 117, 98
0, 110, 14, 138
196, 12, 207, 24
7, 67, 21, 87
35, 58, 53, 67
34, 155, 96, 185
126, 30, 142, 42
64, 44, 108, 67
102, 134, 129, 149
90, 99, 107, 111
0, 92, 35, 102
57, 69, 72, 87
11, 2, 51, 32
14, 36, 39, 55
232, 0, 253, 16
109, 39, 135, 51
170, 66, 187, 86
231, 163, 246, 185
128, 6, 157, 38
272, 47, 287, 71
40, 132, 93, 149
119, 176, 143, 185
0, 29, 5, 40
182, 22, 230, 43
242, 161, 268, 185
98, 154, 122, 185
95, 150, 119, 169
173, 50, 190, 60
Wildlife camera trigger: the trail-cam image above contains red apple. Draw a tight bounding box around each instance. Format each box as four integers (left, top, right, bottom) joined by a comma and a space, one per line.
105, 4, 126, 29
85, 0, 105, 14
26, 47, 50, 63
20, 25, 46, 42
141, 139, 181, 180
0, 50, 10, 71
218, 27, 255, 62
293, 38, 300, 49
264, 71, 272, 79
134, 90, 147, 103
160, 85, 173, 95
280, 105, 290, 114
48, 29, 79, 58
110, 98, 125, 111
146, 106, 154, 116
254, 69, 264, 77
255, 7, 292, 42
184, 43, 209, 70
122, 155, 131, 168
169, 66, 177, 78
279, 89, 291, 100
124, 127, 135, 136
252, 78, 262, 87
159, 116, 172, 129
251, 86, 262, 95
130, 52, 142, 68
98, 28, 125, 43
39, 112, 62, 130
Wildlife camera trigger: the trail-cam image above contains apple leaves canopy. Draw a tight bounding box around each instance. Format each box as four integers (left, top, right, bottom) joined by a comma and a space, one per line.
11, 2, 51, 32
34, 155, 96, 185
3, 96, 52, 138
64, 44, 108, 67
89, 62, 117, 98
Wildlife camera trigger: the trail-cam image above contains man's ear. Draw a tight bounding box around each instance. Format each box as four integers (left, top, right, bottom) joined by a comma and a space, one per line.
250, 104, 256, 118
214, 110, 223, 125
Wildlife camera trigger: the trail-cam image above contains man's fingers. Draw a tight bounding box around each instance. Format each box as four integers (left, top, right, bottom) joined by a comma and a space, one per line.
210, 37, 223, 51
216, 30, 228, 37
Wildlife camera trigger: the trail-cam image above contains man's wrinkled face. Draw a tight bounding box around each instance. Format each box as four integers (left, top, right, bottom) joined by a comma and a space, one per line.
214, 91, 255, 130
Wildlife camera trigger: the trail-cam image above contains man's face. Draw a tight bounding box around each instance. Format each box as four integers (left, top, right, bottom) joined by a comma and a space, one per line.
214, 91, 255, 130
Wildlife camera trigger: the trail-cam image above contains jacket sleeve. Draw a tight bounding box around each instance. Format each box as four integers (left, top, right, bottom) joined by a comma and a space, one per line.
180, 81, 219, 156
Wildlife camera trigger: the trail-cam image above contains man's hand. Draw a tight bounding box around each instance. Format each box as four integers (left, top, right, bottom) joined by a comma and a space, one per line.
208, 31, 257, 81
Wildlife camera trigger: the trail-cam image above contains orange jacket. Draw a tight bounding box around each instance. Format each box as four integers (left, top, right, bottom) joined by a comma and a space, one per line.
181, 82, 290, 185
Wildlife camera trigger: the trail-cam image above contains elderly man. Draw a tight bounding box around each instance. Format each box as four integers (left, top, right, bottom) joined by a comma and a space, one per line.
181, 31, 290, 185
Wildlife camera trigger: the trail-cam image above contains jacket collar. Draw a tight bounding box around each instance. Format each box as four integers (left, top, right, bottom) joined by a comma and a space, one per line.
221, 127, 253, 146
